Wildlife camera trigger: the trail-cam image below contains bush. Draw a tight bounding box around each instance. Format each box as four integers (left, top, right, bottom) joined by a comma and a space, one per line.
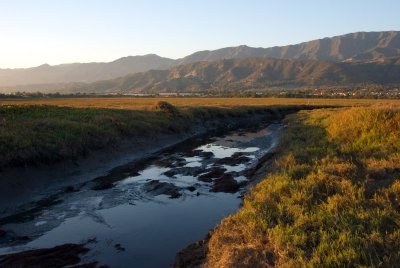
153, 101, 180, 116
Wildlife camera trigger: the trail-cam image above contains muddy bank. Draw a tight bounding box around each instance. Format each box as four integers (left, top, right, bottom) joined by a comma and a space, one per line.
0, 243, 99, 268
0, 107, 298, 217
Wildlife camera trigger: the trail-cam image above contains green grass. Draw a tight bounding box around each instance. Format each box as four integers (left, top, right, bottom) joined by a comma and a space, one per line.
0, 104, 179, 168
205, 107, 400, 267
0, 102, 302, 169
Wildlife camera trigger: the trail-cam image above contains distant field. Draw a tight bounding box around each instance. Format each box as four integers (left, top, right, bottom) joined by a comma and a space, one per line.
1, 97, 399, 110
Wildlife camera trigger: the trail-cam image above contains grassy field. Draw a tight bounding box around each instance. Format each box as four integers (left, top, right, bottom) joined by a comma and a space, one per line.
0, 101, 302, 169
1, 97, 400, 110
6, 97, 396, 169
205, 106, 400, 267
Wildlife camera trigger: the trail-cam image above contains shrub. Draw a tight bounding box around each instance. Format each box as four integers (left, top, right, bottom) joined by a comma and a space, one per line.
153, 101, 180, 116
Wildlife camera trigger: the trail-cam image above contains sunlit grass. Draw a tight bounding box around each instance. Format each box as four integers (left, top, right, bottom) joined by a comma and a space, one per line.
1, 97, 399, 110
205, 106, 400, 267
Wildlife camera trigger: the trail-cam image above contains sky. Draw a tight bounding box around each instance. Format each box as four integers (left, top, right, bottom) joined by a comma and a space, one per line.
0, 0, 399, 68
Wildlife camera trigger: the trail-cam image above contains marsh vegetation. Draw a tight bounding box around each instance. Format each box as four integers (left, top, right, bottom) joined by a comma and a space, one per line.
0, 101, 299, 169
205, 106, 400, 267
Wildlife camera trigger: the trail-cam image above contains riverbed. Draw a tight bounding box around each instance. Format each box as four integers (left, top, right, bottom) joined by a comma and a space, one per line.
0, 123, 282, 267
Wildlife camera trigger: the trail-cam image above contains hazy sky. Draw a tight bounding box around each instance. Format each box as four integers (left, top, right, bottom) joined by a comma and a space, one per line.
0, 0, 399, 68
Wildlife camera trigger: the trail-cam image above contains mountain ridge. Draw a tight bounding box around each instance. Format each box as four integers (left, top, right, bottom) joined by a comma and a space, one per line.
55, 56, 400, 94
0, 54, 175, 86
0, 31, 399, 88
177, 31, 400, 64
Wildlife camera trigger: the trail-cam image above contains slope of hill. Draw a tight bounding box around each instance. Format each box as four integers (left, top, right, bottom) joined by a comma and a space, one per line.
0, 54, 175, 86
178, 31, 400, 64
71, 57, 400, 94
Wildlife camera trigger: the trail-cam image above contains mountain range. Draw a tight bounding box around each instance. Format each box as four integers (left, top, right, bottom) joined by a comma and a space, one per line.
0, 55, 175, 87
1, 31, 399, 92
66, 57, 400, 94
181, 31, 400, 64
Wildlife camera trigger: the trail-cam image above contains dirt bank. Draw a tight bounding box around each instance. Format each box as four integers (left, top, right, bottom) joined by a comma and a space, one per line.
0, 243, 97, 268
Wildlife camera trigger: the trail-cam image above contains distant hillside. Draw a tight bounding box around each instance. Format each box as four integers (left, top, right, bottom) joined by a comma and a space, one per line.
0, 31, 399, 88
0, 54, 175, 86
69, 57, 400, 94
178, 31, 400, 64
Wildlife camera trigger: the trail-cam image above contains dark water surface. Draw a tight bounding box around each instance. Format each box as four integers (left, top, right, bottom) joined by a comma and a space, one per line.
0, 123, 282, 267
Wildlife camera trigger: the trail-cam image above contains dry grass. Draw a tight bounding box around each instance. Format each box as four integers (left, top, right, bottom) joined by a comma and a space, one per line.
1, 97, 399, 110
205, 106, 400, 267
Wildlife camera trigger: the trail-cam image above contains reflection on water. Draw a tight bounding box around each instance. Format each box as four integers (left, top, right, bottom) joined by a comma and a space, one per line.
197, 144, 259, 158
0, 124, 282, 267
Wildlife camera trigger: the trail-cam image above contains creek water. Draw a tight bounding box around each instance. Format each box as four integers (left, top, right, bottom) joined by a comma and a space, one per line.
0, 123, 282, 267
